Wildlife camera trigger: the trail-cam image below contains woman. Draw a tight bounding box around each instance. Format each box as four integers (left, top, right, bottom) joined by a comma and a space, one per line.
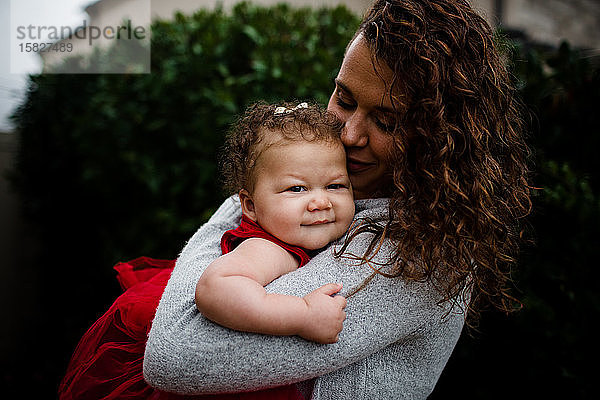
143, 0, 531, 398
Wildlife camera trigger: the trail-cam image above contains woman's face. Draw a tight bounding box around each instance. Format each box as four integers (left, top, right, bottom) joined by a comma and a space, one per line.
327, 34, 396, 200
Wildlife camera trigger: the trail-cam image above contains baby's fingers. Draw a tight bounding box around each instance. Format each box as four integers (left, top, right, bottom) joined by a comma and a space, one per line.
316, 282, 343, 296
334, 295, 347, 309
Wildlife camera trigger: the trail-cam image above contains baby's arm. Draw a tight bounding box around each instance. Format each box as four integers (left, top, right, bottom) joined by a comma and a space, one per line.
195, 238, 347, 344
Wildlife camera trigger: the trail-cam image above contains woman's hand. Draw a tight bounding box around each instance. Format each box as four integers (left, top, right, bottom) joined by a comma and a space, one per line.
300, 283, 347, 344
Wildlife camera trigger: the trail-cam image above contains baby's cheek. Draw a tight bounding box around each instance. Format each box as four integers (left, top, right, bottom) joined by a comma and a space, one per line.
343, 204, 356, 226
270, 209, 294, 225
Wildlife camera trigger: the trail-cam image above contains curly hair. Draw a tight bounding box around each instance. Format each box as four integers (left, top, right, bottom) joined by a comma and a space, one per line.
221, 101, 343, 194
340, 0, 532, 325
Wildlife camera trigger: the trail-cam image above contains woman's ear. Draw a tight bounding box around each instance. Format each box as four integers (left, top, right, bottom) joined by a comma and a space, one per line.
239, 189, 258, 222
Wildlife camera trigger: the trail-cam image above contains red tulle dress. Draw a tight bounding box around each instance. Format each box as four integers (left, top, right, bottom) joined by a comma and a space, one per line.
59, 216, 311, 400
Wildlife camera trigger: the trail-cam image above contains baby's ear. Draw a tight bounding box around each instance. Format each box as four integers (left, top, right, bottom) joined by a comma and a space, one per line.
239, 189, 257, 222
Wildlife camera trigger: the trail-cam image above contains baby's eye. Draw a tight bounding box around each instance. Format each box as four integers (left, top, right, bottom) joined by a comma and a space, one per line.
287, 186, 307, 192
327, 184, 346, 190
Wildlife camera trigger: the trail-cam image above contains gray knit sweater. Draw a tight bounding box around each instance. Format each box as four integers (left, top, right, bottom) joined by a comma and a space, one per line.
144, 196, 465, 399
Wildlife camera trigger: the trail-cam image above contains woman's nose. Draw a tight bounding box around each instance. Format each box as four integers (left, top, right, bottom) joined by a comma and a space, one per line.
308, 193, 332, 211
340, 112, 368, 148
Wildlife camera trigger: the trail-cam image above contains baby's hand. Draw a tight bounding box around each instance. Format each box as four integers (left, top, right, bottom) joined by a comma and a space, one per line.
300, 283, 347, 344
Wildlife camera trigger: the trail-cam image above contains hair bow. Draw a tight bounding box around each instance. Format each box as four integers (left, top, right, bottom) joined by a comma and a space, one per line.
274, 102, 308, 115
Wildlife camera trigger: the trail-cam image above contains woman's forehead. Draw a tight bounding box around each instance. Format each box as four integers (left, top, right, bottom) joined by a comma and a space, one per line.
337, 34, 396, 110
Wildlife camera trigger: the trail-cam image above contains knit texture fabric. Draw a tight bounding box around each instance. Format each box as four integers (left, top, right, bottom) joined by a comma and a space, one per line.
144, 196, 466, 399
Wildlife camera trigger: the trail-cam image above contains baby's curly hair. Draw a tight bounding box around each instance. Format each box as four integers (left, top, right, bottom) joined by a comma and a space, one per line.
221, 101, 343, 195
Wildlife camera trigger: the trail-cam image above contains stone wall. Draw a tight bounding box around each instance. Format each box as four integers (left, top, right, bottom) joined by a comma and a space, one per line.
470, 0, 600, 50
40, 0, 600, 69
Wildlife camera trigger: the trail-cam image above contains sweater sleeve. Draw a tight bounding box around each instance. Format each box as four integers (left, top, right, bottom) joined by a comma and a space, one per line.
144, 198, 451, 395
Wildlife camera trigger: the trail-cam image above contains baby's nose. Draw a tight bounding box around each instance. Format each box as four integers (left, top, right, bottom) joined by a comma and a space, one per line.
308, 193, 332, 211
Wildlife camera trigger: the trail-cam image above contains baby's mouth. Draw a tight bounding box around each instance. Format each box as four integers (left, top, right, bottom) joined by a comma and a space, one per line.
302, 219, 332, 226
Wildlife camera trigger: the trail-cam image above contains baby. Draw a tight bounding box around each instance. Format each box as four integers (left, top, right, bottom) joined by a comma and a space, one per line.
195, 102, 355, 344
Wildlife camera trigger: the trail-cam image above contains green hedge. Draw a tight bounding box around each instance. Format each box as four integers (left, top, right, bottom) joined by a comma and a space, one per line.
433, 40, 599, 399
508, 41, 599, 398
11, 2, 358, 260
7, 2, 599, 399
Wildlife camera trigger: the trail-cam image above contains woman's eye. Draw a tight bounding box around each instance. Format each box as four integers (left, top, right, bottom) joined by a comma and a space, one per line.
335, 89, 356, 111
336, 98, 355, 111
374, 116, 397, 133
287, 186, 306, 192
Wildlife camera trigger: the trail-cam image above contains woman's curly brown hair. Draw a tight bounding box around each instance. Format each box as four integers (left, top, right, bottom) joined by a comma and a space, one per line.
221, 101, 343, 194
341, 0, 532, 325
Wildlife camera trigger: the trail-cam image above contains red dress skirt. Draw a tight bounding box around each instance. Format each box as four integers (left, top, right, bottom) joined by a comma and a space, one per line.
59, 218, 310, 400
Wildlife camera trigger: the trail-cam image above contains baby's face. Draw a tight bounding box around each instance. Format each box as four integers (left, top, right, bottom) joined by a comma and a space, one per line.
247, 139, 355, 250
